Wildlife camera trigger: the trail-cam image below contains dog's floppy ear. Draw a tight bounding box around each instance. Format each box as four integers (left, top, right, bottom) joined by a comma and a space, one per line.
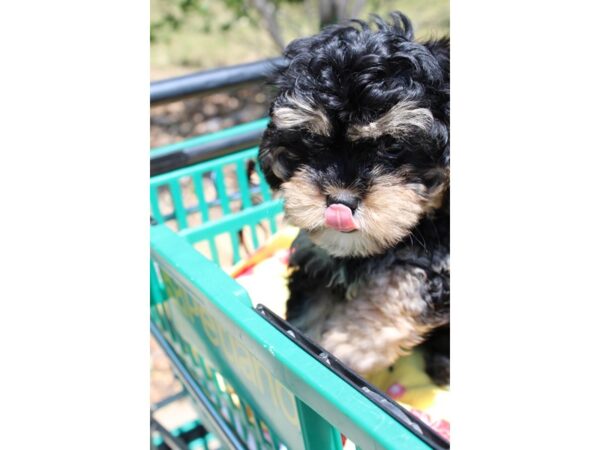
424, 37, 450, 167
258, 124, 291, 189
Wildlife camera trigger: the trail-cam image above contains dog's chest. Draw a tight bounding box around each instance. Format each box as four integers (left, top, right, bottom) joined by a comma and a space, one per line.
289, 229, 450, 322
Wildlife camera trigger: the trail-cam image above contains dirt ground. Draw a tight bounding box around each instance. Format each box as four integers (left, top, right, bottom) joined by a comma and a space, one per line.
151, 84, 271, 149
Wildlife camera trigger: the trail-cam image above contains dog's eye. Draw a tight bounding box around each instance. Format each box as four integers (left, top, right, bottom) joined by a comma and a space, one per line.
380, 144, 407, 158
276, 129, 324, 155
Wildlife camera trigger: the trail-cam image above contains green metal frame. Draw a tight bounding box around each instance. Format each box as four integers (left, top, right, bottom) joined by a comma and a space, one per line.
150, 119, 436, 450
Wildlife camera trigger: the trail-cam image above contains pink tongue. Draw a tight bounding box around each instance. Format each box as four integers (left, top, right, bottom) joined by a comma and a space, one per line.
324, 204, 359, 232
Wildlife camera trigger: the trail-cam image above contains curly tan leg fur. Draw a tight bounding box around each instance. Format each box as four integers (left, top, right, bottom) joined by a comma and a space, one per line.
317, 266, 436, 376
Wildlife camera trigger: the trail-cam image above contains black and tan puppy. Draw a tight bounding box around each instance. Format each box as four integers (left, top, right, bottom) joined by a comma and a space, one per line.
258, 12, 450, 385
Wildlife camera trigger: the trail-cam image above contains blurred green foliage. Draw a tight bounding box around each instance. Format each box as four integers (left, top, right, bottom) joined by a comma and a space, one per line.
151, 0, 249, 42
150, 0, 448, 73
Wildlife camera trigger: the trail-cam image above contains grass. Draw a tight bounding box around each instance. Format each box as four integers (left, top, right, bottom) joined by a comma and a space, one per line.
150, 0, 448, 77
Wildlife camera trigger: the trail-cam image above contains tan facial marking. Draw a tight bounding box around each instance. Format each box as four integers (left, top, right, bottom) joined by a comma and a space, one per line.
347, 100, 433, 140
280, 168, 326, 231
356, 174, 427, 247
272, 95, 332, 136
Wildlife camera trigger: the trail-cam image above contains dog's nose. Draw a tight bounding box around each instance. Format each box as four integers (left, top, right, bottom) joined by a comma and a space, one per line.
326, 192, 360, 212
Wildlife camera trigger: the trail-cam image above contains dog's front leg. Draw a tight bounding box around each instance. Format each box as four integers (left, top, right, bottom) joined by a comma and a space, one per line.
318, 266, 442, 376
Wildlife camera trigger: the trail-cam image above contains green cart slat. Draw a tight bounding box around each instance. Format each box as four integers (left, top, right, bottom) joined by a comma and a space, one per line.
235, 159, 261, 251
169, 180, 189, 230
150, 185, 164, 224
190, 172, 221, 262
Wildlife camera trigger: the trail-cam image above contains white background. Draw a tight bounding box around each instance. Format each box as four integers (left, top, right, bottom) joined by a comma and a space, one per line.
2, 0, 599, 448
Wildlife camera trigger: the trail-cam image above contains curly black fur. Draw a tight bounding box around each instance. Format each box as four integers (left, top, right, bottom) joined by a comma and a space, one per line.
259, 12, 450, 385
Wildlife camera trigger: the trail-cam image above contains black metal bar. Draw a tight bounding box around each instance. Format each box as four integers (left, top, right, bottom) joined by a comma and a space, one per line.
150, 127, 264, 176
175, 421, 210, 448
151, 415, 190, 450
151, 420, 159, 450
151, 322, 248, 450
151, 57, 286, 105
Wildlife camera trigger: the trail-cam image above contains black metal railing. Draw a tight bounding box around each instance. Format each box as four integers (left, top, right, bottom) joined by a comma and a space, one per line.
150, 125, 265, 176
150, 57, 286, 105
